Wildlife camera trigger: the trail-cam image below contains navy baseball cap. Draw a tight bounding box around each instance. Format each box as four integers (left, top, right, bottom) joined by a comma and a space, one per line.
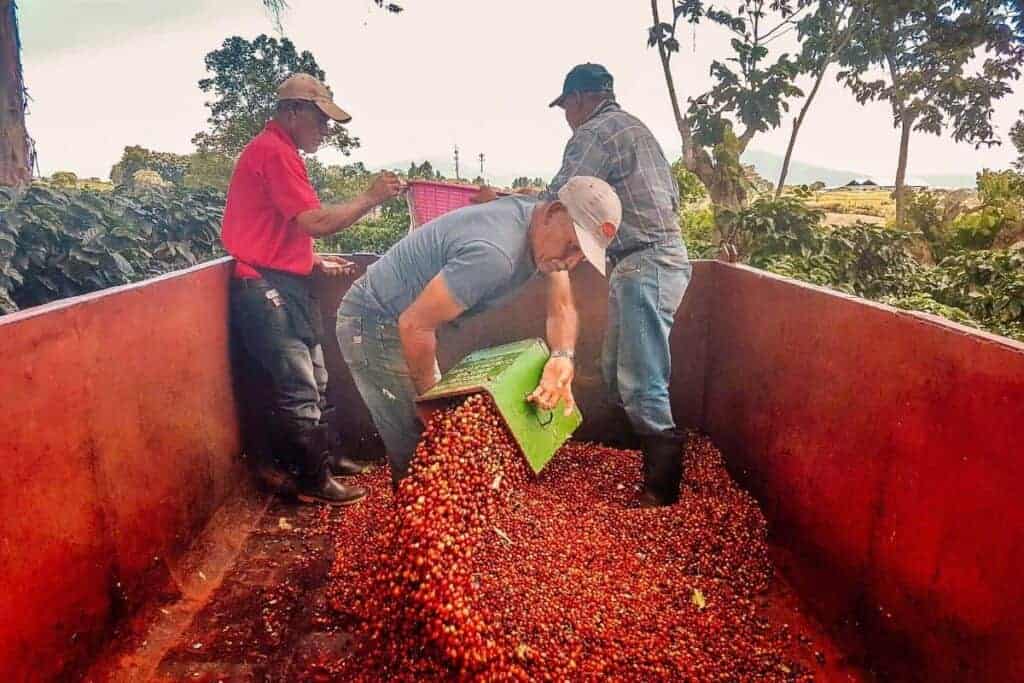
549, 63, 614, 108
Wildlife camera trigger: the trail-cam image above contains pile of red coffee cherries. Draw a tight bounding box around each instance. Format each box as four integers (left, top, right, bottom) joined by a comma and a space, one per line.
324, 394, 813, 681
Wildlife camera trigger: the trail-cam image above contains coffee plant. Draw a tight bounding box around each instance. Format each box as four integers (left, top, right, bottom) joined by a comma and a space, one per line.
316, 196, 410, 255
0, 183, 225, 314
718, 195, 1024, 342
927, 248, 1024, 336
0, 180, 417, 316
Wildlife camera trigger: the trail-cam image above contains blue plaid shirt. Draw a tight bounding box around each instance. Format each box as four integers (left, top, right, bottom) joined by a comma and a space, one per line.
544, 101, 682, 259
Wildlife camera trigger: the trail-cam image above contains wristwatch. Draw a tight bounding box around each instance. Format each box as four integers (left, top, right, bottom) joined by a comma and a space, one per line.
550, 349, 575, 362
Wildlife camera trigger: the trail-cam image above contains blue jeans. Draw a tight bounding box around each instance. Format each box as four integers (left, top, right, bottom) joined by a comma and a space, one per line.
336, 304, 421, 484
603, 243, 692, 436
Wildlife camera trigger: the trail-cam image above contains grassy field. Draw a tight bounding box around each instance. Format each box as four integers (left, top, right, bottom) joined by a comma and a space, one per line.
807, 189, 895, 220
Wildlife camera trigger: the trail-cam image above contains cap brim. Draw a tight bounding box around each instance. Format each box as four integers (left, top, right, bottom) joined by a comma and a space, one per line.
549, 94, 566, 108
573, 222, 607, 276
314, 98, 352, 123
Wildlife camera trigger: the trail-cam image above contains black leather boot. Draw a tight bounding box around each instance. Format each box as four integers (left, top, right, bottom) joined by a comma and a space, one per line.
638, 429, 687, 508
329, 453, 370, 477
319, 409, 371, 477
293, 426, 369, 506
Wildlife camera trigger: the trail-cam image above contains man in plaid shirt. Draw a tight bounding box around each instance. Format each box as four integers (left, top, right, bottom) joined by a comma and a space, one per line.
546, 63, 692, 508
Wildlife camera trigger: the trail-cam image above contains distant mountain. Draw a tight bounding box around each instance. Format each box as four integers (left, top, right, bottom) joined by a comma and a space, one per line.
741, 149, 867, 188
741, 149, 976, 189
917, 173, 978, 189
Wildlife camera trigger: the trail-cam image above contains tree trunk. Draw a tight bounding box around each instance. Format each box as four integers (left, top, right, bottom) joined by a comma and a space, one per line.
650, 0, 730, 238
650, 0, 698, 170
894, 113, 912, 228
650, 0, 748, 253
778, 6, 864, 198
709, 178, 745, 210
0, 1, 30, 188
776, 65, 828, 198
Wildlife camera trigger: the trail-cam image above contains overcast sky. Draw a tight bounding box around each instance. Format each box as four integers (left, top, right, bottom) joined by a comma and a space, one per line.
20, 0, 1024, 184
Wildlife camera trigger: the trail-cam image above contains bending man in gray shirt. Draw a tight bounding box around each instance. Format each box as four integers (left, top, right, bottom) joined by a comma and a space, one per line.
337, 176, 622, 486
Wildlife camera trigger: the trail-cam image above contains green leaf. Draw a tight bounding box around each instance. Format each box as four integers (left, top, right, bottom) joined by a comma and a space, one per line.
110, 252, 135, 276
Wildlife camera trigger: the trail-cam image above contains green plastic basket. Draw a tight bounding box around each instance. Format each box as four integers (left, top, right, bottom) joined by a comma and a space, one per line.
415, 339, 582, 474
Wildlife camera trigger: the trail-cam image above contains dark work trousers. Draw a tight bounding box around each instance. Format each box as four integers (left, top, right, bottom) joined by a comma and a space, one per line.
229, 276, 328, 467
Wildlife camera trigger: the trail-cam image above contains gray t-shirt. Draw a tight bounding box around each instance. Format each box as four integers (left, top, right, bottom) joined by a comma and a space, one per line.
343, 195, 539, 321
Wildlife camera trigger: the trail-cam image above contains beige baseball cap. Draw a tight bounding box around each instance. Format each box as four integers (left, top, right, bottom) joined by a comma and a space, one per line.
557, 176, 622, 276
277, 73, 352, 123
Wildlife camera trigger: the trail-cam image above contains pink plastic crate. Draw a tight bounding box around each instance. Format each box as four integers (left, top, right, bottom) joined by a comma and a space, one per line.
406, 180, 513, 230
406, 180, 480, 229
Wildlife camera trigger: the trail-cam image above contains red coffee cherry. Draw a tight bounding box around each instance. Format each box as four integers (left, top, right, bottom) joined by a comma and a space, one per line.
321, 394, 815, 682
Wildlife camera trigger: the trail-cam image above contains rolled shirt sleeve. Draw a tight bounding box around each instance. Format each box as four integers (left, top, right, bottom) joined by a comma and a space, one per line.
263, 148, 322, 222
542, 129, 610, 200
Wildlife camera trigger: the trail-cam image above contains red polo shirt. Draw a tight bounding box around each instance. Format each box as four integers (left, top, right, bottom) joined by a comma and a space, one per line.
221, 121, 321, 279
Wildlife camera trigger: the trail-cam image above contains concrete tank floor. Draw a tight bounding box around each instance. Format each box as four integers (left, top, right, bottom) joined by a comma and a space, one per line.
84, 463, 875, 682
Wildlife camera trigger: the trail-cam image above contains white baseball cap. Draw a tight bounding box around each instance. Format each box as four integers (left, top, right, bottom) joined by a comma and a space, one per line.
557, 176, 622, 276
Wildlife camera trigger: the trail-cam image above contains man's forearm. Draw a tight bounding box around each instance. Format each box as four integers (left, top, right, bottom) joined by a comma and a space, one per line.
297, 192, 379, 237
546, 302, 578, 352
398, 321, 442, 394
545, 271, 578, 352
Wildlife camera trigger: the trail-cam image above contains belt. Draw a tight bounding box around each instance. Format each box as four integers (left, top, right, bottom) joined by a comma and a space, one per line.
607, 244, 651, 270
231, 276, 268, 290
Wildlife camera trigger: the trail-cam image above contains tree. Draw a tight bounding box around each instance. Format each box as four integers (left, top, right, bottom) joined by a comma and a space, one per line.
671, 160, 708, 205
776, 0, 868, 197
182, 151, 236, 191
838, 1, 1023, 226
407, 160, 441, 179
649, 0, 805, 226
49, 171, 77, 188
0, 1, 32, 188
0, 0, 408, 189
1012, 110, 1024, 171
192, 34, 359, 157
110, 146, 191, 188
132, 169, 171, 190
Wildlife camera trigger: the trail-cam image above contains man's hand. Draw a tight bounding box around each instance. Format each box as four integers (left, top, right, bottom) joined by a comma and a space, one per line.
315, 254, 359, 277
526, 356, 576, 416
411, 360, 442, 397
470, 185, 499, 204
366, 171, 404, 205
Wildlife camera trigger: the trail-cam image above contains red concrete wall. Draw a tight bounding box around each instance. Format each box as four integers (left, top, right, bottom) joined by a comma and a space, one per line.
699, 263, 1024, 681
0, 259, 243, 682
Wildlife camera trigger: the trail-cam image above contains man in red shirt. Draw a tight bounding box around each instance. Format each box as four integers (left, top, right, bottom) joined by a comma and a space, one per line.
223, 73, 401, 505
